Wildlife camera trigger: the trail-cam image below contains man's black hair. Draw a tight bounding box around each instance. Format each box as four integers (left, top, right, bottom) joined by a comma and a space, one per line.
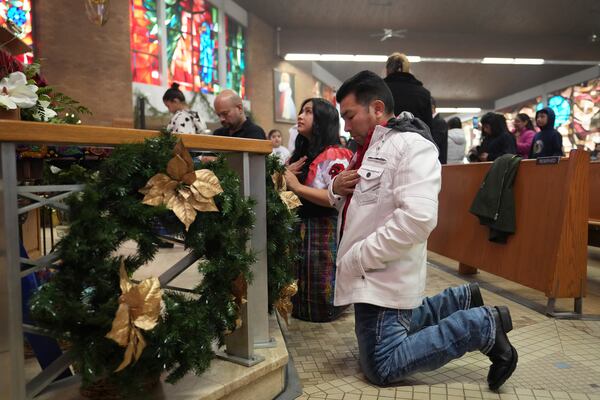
335, 70, 394, 115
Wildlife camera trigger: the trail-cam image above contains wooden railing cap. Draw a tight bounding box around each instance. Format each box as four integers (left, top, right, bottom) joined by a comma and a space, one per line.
0, 120, 272, 154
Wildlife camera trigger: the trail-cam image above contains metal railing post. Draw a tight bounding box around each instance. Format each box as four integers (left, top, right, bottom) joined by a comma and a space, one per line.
0, 142, 26, 399
218, 152, 269, 366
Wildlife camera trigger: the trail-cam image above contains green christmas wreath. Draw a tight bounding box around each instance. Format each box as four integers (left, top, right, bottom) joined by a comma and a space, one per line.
29, 133, 298, 396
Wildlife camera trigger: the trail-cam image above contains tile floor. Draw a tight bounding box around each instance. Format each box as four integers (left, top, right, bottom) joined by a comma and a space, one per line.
25, 240, 600, 399
283, 249, 600, 400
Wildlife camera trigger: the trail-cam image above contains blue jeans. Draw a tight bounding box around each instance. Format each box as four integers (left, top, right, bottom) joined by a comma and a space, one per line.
354, 285, 496, 386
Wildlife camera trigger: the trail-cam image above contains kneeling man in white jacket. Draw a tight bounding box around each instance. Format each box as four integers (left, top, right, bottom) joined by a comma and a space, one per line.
328, 70, 517, 391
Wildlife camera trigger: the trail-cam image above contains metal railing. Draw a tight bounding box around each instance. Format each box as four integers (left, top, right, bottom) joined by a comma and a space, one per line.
0, 120, 272, 399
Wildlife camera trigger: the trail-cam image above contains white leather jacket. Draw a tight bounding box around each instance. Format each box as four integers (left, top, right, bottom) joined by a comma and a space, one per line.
328, 125, 441, 309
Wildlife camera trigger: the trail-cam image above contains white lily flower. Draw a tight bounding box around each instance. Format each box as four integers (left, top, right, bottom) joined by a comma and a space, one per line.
32, 100, 58, 122
0, 71, 38, 110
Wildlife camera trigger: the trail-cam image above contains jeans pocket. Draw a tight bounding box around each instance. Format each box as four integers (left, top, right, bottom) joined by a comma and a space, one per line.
398, 309, 413, 333
375, 309, 387, 344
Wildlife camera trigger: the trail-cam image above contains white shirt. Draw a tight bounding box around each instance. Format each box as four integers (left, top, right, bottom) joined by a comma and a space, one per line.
287, 126, 298, 154
271, 146, 291, 165
167, 109, 207, 134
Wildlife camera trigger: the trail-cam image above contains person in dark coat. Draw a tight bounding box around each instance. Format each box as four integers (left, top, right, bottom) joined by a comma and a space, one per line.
476, 113, 517, 162
431, 97, 448, 164
530, 108, 564, 158
383, 52, 432, 129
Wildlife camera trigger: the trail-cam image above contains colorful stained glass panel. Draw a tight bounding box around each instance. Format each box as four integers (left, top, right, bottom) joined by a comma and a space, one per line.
130, 0, 160, 85
0, 0, 33, 64
166, 0, 218, 92
226, 16, 246, 98
196, 5, 218, 93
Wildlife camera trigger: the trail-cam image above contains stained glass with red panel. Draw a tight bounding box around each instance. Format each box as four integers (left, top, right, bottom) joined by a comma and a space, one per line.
130, 0, 160, 85
166, 0, 218, 93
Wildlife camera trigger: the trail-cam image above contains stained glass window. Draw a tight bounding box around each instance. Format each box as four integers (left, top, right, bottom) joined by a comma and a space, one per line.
572, 79, 600, 151
0, 0, 34, 64
130, 0, 235, 94
165, 0, 218, 93
196, 5, 218, 94
226, 16, 246, 98
130, 0, 161, 85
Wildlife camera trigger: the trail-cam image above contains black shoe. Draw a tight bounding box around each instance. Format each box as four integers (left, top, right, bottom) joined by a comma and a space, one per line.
487, 306, 518, 391
469, 282, 484, 308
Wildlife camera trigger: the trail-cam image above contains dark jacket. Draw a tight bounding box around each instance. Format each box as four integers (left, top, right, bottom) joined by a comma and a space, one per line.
529, 108, 563, 158
387, 112, 435, 145
431, 114, 448, 164
384, 72, 433, 128
481, 132, 517, 162
469, 154, 521, 243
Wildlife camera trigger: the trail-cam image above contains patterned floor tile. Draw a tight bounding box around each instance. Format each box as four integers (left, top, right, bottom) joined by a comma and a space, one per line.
287, 257, 600, 399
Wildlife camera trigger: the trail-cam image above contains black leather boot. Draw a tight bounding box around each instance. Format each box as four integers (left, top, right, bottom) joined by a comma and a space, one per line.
487, 306, 518, 391
469, 282, 484, 308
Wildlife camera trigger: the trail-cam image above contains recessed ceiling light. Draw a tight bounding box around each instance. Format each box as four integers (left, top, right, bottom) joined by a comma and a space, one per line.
481, 57, 515, 64
436, 107, 482, 114
284, 54, 594, 66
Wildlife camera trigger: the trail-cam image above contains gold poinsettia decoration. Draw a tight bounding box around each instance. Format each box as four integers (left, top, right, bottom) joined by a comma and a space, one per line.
105, 260, 163, 372
225, 273, 248, 334
274, 280, 298, 326
272, 171, 301, 210
139, 140, 224, 231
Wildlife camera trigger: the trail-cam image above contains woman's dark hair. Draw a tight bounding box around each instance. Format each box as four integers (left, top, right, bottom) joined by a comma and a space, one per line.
162, 82, 186, 103
448, 117, 462, 130
267, 129, 281, 139
516, 113, 534, 130
480, 112, 509, 137
289, 98, 341, 183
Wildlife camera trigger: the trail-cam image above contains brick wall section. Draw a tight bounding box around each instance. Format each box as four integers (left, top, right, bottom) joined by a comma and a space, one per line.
33, 6, 314, 132
34, 1, 133, 127
246, 14, 319, 146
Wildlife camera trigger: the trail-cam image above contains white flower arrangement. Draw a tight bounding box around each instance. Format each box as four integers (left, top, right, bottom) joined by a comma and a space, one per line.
0, 71, 38, 110
0, 58, 91, 124
32, 99, 57, 122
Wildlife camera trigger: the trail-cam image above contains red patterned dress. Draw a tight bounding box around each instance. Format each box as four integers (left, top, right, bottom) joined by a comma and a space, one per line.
292, 146, 353, 322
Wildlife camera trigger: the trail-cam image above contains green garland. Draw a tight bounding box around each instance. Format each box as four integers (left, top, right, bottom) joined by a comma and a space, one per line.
265, 156, 300, 311
30, 134, 257, 394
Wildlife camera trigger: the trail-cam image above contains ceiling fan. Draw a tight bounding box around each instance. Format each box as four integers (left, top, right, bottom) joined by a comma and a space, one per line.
370, 28, 407, 42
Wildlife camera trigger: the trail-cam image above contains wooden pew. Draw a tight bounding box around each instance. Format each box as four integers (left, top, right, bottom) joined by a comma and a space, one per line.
428, 151, 589, 316
589, 161, 600, 246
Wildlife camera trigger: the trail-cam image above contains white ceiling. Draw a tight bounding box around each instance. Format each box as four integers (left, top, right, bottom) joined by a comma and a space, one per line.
235, 0, 600, 107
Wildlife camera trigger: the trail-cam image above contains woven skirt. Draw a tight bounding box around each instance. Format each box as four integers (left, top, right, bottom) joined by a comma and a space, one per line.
292, 215, 349, 322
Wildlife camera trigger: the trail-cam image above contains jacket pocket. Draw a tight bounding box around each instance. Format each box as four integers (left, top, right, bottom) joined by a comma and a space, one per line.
357, 165, 384, 192
357, 191, 378, 205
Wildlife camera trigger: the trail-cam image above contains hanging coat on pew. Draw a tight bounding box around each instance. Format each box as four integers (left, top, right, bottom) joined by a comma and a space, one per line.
469, 154, 521, 243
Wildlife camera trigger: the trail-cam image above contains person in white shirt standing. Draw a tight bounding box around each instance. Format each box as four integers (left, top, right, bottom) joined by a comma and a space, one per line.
329, 70, 517, 391
268, 129, 291, 165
